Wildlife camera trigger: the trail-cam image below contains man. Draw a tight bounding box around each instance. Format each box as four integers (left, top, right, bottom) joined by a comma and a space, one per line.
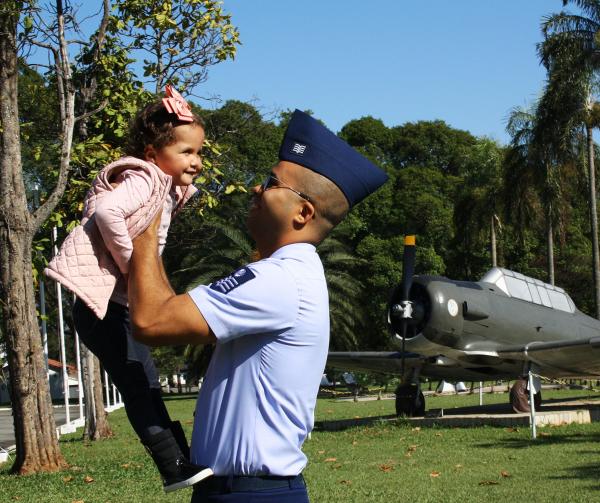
128, 110, 388, 502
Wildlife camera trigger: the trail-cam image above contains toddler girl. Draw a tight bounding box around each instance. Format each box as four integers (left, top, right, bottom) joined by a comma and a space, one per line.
45, 86, 213, 492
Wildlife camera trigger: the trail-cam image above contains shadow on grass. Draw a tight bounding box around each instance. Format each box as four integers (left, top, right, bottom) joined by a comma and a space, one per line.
475, 429, 600, 490
315, 415, 400, 432
547, 463, 600, 490
160, 392, 198, 402
476, 431, 600, 450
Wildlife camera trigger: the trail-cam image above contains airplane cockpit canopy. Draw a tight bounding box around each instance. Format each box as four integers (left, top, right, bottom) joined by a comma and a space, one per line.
480, 267, 576, 313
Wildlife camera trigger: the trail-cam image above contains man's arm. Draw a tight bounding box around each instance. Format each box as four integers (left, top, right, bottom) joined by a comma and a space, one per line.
128, 211, 216, 346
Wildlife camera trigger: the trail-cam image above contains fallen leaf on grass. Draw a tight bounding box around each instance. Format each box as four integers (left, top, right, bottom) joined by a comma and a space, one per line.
379, 464, 394, 472
63, 476, 74, 482
121, 463, 131, 469
412, 427, 421, 432
435, 433, 442, 437
479, 480, 500, 486
539, 432, 552, 437
324, 457, 337, 462
455, 464, 463, 469
318, 450, 325, 454
332, 464, 342, 469
340, 480, 352, 485
352, 441, 358, 446
72, 500, 84, 503
430, 471, 441, 478
505, 427, 519, 433
500, 470, 511, 478
326, 409, 334, 414
12, 497, 20, 501
83, 475, 94, 484
70, 466, 83, 472
407, 445, 418, 452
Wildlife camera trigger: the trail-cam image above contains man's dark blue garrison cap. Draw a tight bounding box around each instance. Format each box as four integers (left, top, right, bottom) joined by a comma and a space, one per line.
279, 109, 389, 208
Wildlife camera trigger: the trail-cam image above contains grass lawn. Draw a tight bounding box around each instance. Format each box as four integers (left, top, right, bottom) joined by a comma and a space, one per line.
1, 389, 599, 502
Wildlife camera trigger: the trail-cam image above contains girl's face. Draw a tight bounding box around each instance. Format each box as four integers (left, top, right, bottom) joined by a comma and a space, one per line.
145, 123, 205, 186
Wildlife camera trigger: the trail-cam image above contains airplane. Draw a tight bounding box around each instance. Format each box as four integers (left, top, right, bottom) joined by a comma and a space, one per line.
328, 236, 600, 416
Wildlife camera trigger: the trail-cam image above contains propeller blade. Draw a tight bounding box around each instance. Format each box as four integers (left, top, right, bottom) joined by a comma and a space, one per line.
401, 235, 416, 301
400, 235, 415, 378
401, 321, 407, 376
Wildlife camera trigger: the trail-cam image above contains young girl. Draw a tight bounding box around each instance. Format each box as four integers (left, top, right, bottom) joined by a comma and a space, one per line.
45, 86, 213, 492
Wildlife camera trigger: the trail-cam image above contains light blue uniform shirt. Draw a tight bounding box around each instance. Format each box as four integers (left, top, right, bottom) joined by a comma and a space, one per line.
188, 242, 330, 476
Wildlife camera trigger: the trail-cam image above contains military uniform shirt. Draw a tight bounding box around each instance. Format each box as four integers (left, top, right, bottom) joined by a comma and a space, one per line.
187, 242, 330, 475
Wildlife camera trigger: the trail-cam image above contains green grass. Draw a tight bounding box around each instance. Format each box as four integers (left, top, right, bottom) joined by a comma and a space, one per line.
1, 390, 600, 502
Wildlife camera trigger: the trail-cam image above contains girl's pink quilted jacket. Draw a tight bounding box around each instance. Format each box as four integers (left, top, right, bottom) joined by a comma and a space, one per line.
44, 157, 197, 319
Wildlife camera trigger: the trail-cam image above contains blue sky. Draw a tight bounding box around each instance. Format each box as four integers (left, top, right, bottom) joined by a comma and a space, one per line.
194, 0, 565, 144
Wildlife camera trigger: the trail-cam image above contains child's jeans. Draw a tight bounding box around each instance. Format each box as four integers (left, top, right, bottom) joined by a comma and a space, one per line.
73, 297, 171, 438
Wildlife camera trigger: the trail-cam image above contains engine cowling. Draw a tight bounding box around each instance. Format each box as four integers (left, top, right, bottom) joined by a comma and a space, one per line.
388, 276, 464, 347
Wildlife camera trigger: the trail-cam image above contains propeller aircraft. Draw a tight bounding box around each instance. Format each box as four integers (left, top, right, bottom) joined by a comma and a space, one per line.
328, 236, 600, 416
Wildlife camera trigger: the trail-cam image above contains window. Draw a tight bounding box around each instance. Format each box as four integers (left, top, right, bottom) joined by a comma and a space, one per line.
547, 289, 571, 312
504, 276, 532, 302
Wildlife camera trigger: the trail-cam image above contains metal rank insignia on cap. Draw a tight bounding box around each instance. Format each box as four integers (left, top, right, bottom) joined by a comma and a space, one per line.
209, 266, 256, 294
292, 143, 307, 155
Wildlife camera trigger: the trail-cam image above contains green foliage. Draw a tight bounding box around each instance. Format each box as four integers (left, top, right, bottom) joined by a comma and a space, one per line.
390, 120, 478, 175
111, 0, 240, 92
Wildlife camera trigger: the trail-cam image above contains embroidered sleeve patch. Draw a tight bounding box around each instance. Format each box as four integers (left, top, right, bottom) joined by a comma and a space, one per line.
209, 266, 256, 294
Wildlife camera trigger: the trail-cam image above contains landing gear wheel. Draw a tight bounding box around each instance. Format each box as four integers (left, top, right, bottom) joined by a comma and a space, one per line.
509, 377, 542, 413
395, 384, 425, 417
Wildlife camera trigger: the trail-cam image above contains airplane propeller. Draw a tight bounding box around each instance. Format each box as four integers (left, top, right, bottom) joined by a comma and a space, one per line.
391, 235, 416, 375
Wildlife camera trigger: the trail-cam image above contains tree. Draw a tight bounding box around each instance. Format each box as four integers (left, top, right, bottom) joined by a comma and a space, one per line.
112, 0, 240, 93
1, 0, 241, 474
0, 0, 76, 473
81, 345, 113, 441
540, 0, 600, 312
452, 138, 505, 276
505, 104, 562, 285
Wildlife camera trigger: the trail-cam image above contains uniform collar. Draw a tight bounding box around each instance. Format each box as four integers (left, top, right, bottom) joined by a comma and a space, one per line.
270, 242, 316, 259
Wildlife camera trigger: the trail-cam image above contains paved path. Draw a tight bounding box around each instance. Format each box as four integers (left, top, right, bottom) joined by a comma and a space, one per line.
0, 405, 85, 451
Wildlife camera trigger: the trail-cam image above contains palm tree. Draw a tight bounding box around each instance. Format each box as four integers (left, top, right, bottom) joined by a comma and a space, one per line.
453, 138, 505, 273
317, 233, 367, 350
540, 0, 600, 312
505, 104, 564, 285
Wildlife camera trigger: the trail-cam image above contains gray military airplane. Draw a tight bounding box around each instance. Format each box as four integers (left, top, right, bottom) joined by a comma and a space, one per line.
328, 236, 600, 416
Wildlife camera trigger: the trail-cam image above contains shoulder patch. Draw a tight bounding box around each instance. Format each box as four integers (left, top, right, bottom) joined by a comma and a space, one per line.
209, 266, 256, 294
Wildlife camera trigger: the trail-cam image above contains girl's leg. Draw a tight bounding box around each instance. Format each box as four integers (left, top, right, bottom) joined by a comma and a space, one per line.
72, 298, 170, 437
73, 297, 212, 491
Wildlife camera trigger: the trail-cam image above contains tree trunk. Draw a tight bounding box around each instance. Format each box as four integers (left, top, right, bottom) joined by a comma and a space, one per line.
0, 2, 66, 474
81, 345, 112, 441
586, 124, 600, 318
547, 204, 555, 286
490, 214, 497, 268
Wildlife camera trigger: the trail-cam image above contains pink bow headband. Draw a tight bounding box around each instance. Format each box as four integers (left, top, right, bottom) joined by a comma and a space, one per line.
162, 85, 194, 122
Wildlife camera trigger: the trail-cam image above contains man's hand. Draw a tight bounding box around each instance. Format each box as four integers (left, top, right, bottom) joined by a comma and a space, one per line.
133, 209, 162, 247
128, 207, 215, 347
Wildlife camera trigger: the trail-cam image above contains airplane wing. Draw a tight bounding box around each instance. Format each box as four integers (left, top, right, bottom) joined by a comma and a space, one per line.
327, 351, 423, 376
328, 336, 600, 382
498, 337, 600, 377
327, 350, 489, 381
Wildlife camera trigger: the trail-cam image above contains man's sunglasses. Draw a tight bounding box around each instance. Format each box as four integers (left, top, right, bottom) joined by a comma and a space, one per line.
260, 174, 312, 203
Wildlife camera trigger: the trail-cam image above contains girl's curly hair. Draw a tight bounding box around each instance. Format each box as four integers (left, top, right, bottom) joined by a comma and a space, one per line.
125, 100, 204, 158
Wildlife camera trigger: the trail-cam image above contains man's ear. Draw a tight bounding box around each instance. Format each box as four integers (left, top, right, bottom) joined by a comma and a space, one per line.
295, 200, 316, 225
144, 144, 157, 163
